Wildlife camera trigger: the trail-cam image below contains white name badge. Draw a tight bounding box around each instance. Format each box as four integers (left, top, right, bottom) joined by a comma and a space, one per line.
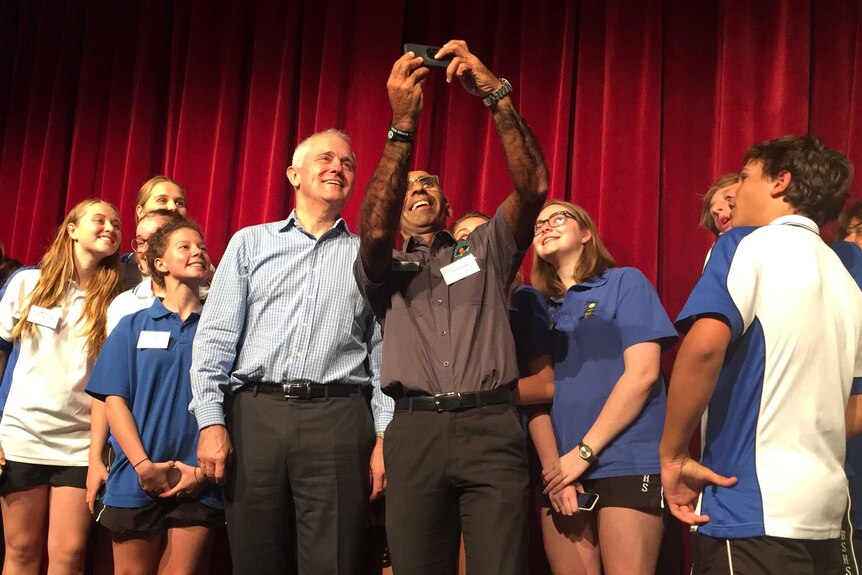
440, 254, 481, 285
27, 306, 61, 330
137, 331, 170, 349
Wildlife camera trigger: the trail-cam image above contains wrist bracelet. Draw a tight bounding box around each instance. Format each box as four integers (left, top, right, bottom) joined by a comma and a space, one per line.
387, 124, 414, 143
132, 457, 150, 469
483, 78, 513, 108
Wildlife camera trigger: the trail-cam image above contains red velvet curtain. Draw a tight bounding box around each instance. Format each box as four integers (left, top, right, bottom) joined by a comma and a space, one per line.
2, 1, 861, 572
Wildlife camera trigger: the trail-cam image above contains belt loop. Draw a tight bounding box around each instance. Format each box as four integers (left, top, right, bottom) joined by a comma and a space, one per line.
408, 397, 414, 415
324, 385, 330, 400
253, 384, 259, 397
476, 390, 482, 409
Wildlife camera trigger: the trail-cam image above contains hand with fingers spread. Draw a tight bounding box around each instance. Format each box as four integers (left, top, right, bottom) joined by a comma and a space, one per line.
388, 52, 430, 131
197, 424, 232, 485
661, 455, 737, 525
435, 39, 504, 98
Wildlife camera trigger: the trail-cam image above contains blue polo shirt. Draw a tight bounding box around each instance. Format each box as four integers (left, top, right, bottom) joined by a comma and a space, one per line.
549, 267, 677, 480
86, 299, 221, 509
832, 240, 862, 530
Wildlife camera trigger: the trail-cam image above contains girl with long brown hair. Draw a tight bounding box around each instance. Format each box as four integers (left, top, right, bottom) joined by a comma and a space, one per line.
530, 200, 677, 575
0, 199, 121, 575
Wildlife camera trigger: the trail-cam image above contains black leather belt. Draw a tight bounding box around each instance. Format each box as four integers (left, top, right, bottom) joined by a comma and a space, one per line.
249, 381, 363, 400
395, 388, 512, 412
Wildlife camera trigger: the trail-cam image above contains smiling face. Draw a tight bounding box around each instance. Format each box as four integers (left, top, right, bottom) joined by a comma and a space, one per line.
287, 133, 356, 210
400, 170, 450, 238
532, 203, 591, 265
67, 202, 122, 262
152, 227, 210, 285
137, 181, 187, 220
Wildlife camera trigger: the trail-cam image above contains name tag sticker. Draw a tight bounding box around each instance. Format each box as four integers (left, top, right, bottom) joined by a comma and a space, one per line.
440, 254, 481, 285
27, 306, 61, 330
392, 260, 421, 272
137, 331, 170, 349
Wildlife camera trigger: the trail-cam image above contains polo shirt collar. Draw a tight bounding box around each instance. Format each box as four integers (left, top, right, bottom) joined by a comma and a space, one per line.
132, 278, 155, 299
146, 298, 173, 319
769, 214, 819, 235
570, 269, 611, 291
280, 210, 349, 235
146, 298, 202, 323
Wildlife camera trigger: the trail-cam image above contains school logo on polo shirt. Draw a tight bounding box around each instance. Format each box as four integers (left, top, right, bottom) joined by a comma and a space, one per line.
583, 301, 598, 318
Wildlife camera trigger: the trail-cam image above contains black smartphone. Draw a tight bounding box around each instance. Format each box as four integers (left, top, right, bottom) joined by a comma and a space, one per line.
403, 43, 453, 68
577, 491, 599, 511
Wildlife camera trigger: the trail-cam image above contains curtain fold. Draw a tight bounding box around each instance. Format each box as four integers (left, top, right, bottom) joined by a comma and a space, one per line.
2, 2, 862, 574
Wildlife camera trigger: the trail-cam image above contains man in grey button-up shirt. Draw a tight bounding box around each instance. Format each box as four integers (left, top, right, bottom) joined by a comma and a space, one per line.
355, 40, 549, 575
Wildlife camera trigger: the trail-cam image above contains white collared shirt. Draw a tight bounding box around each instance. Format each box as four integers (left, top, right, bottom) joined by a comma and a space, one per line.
107, 278, 156, 334
0, 269, 93, 465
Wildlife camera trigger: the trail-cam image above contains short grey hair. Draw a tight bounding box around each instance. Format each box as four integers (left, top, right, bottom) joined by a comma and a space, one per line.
291, 128, 352, 168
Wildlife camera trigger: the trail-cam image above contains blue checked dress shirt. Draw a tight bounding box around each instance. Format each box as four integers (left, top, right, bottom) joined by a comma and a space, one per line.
190, 211, 393, 432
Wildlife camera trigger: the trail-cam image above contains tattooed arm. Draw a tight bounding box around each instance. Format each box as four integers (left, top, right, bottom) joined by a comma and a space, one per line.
359, 53, 429, 283
436, 40, 550, 250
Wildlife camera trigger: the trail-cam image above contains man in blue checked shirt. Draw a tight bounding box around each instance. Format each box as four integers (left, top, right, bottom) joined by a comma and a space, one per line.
190, 129, 393, 575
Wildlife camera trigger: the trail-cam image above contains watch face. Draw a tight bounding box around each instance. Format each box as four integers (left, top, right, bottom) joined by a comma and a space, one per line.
579, 444, 593, 459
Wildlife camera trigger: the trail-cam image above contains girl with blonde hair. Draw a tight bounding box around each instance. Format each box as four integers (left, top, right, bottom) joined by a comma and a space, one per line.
0, 198, 122, 574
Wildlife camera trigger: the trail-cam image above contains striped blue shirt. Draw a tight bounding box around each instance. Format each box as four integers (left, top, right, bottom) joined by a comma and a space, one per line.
190, 211, 392, 432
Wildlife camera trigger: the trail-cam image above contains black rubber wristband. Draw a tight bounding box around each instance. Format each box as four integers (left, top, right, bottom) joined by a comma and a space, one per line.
387, 124, 414, 143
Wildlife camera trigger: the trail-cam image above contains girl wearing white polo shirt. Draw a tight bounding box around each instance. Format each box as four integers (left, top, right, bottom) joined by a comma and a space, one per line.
0, 198, 122, 574
530, 200, 677, 575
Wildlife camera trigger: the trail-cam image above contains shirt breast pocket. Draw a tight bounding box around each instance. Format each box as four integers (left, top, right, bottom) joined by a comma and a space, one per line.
449, 268, 487, 310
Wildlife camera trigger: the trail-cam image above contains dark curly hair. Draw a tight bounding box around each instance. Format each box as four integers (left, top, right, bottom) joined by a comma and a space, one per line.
743, 135, 854, 226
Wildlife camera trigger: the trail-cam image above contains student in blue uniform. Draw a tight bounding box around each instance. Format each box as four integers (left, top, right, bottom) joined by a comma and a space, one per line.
87, 220, 222, 574
834, 200, 862, 569
530, 200, 678, 575
662, 135, 862, 574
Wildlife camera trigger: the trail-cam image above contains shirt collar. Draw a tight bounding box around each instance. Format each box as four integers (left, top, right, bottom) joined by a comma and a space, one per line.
405, 230, 456, 252
132, 278, 155, 299
146, 297, 202, 323
768, 214, 820, 235
280, 210, 349, 235
570, 269, 611, 291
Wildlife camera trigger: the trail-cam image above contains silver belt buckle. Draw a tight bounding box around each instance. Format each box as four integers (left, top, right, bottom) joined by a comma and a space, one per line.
434, 392, 461, 412
283, 382, 312, 399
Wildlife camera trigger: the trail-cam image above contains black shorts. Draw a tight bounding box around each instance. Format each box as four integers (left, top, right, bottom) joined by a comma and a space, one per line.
692, 533, 855, 575
94, 498, 224, 537
580, 473, 664, 513
0, 460, 87, 495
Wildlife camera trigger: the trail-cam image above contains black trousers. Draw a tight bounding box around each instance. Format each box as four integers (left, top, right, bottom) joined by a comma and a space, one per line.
224, 390, 375, 575
384, 402, 529, 575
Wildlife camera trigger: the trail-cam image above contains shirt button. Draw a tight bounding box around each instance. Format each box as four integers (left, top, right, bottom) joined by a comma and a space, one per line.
441, 330, 447, 335
443, 360, 450, 367
437, 299, 443, 305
